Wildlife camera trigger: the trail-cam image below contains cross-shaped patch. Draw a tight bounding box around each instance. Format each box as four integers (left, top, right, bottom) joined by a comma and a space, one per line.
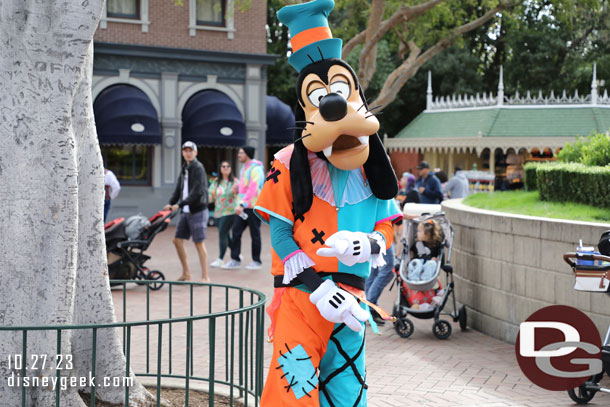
311, 228, 325, 245
266, 167, 281, 184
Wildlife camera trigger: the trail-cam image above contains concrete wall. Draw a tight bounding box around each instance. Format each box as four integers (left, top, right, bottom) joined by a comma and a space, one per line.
442, 199, 610, 344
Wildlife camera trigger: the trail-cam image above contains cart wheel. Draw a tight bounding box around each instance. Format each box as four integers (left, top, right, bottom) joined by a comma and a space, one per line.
146, 270, 165, 290
459, 305, 468, 331
394, 318, 414, 338
433, 320, 452, 339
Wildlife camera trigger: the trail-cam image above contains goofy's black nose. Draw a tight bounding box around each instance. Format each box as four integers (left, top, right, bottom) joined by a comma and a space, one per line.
319, 93, 347, 122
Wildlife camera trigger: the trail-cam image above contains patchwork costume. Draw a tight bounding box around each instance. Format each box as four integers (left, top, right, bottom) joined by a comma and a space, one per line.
256, 1, 401, 406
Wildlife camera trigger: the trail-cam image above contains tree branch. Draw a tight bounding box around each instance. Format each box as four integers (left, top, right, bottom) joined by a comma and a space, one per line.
371, 2, 515, 109
358, 0, 386, 90
342, 0, 445, 59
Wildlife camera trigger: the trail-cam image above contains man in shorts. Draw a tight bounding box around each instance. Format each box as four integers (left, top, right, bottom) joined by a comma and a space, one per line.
164, 141, 210, 281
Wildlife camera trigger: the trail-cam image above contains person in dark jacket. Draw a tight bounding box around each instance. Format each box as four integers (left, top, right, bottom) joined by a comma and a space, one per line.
164, 141, 210, 282
415, 161, 443, 204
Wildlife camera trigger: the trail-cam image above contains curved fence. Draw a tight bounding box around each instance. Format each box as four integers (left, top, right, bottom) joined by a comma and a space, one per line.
0, 280, 266, 407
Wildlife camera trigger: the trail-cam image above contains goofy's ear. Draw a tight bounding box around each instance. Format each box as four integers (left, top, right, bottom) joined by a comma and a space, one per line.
290, 106, 313, 219
363, 133, 398, 199
359, 88, 398, 199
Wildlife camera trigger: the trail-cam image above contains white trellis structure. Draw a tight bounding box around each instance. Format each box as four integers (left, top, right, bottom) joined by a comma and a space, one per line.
387, 64, 610, 156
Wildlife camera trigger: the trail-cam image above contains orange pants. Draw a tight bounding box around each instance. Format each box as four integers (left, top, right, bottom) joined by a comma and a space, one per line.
261, 287, 367, 407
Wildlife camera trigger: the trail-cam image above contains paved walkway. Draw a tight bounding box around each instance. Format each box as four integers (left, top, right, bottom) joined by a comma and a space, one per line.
111, 222, 604, 406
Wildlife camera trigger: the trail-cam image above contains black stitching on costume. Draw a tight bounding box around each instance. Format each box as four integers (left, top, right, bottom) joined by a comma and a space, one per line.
279, 349, 287, 358
296, 355, 312, 361
275, 364, 284, 369
266, 167, 281, 184
307, 54, 315, 64
307, 379, 317, 389
285, 343, 292, 354
317, 45, 324, 60
302, 387, 312, 398
311, 228, 325, 245
284, 375, 298, 392
280, 372, 288, 379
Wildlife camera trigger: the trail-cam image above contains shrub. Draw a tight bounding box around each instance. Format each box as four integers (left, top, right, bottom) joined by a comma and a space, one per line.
557, 131, 610, 166
581, 132, 610, 166
537, 162, 610, 208
524, 162, 542, 191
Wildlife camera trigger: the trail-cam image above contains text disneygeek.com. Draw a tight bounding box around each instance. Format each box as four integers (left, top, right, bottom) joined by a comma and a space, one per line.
7, 372, 134, 391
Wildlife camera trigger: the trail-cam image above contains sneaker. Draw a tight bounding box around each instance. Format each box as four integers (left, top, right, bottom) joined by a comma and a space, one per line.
210, 258, 223, 268
221, 260, 241, 269
245, 261, 262, 270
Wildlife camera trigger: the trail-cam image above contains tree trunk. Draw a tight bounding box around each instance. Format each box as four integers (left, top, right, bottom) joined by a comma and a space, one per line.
0, 1, 153, 406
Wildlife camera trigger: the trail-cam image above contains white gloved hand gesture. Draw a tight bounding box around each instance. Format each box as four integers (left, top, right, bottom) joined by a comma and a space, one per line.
309, 280, 369, 332
316, 230, 371, 267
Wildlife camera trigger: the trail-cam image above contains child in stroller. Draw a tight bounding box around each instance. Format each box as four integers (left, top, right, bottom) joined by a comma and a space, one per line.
406, 219, 444, 291
392, 211, 467, 339
104, 209, 177, 290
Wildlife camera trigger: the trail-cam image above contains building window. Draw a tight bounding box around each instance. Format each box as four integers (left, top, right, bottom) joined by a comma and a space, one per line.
189, 0, 234, 38
101, 145, 152, 186
100, 0, 149, 32
107, 0, 140, 19
196, 0, 225, 26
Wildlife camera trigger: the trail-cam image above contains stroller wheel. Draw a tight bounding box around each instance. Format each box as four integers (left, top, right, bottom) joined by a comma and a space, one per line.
134, 267, 149, 285
394, 317, 414, 338
568, 381, 599, 404
433, 320, 452, 340
146, 270, 165, 291
459, 305, 468, 331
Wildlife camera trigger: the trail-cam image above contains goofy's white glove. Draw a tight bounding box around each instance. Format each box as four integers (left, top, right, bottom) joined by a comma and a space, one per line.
309, 280, 369, 332
316, 230, 371, 267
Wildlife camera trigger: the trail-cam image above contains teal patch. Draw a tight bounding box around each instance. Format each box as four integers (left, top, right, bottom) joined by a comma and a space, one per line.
277, 343, 318, 400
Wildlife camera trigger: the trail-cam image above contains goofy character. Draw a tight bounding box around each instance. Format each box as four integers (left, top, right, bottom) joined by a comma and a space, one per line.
254, 1, 401, 406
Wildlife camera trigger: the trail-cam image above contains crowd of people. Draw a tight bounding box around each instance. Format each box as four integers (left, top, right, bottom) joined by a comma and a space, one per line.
109, 149, 468, 296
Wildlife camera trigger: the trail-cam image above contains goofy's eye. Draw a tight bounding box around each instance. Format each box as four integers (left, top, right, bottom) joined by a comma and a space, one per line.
330, 81, 350, 99
308, 87, 328, 108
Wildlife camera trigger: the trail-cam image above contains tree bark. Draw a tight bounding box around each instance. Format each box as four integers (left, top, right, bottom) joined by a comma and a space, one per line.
0, 1, 153, 406
357, 0, 385, 90
370, 3, 514, 109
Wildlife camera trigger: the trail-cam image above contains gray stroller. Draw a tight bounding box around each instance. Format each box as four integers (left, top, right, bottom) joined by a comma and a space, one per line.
391, 212, 467, 339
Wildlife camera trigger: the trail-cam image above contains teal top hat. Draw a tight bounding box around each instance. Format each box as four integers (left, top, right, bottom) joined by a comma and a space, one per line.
277, 0, 343, 73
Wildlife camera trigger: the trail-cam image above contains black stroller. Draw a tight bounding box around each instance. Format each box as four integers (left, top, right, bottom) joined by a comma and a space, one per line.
563, 230, 610, 404
391, 211, 467, 339
104, 209, 177, 290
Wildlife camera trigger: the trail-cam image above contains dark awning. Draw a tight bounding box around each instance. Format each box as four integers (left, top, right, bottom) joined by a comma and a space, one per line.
182, 90, 246, 148
93, 85, 161, 145
266, 96, 295, 146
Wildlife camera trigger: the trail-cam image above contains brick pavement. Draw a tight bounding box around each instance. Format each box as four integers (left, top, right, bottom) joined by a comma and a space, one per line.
110, 222, 606, 406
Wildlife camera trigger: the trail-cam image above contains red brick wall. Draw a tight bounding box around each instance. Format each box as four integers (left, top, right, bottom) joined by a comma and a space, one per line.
390, 151, 423, 177
94, 1, 267, 54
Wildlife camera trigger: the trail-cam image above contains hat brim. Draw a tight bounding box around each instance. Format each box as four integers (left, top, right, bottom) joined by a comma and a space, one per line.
288, 38, 342, 72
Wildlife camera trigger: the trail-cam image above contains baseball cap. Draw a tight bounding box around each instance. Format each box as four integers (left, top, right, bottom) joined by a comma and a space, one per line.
416, 161, 430, 170
182, 141, 197, 152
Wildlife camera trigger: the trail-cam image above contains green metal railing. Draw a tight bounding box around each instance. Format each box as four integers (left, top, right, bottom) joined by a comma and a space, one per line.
0, 280, 266, 407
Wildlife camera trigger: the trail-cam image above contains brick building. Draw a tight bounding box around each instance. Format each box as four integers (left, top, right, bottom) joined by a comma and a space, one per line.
93, 0, 280, 219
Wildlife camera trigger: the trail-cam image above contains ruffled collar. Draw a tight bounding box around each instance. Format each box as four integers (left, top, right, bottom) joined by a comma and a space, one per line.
275, 145, 373, 208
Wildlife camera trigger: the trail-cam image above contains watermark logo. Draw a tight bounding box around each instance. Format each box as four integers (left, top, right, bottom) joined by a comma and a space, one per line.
515, 305, 602, 391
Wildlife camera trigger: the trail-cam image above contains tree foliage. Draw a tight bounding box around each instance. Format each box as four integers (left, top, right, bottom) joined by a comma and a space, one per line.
266, 0, 610, 136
